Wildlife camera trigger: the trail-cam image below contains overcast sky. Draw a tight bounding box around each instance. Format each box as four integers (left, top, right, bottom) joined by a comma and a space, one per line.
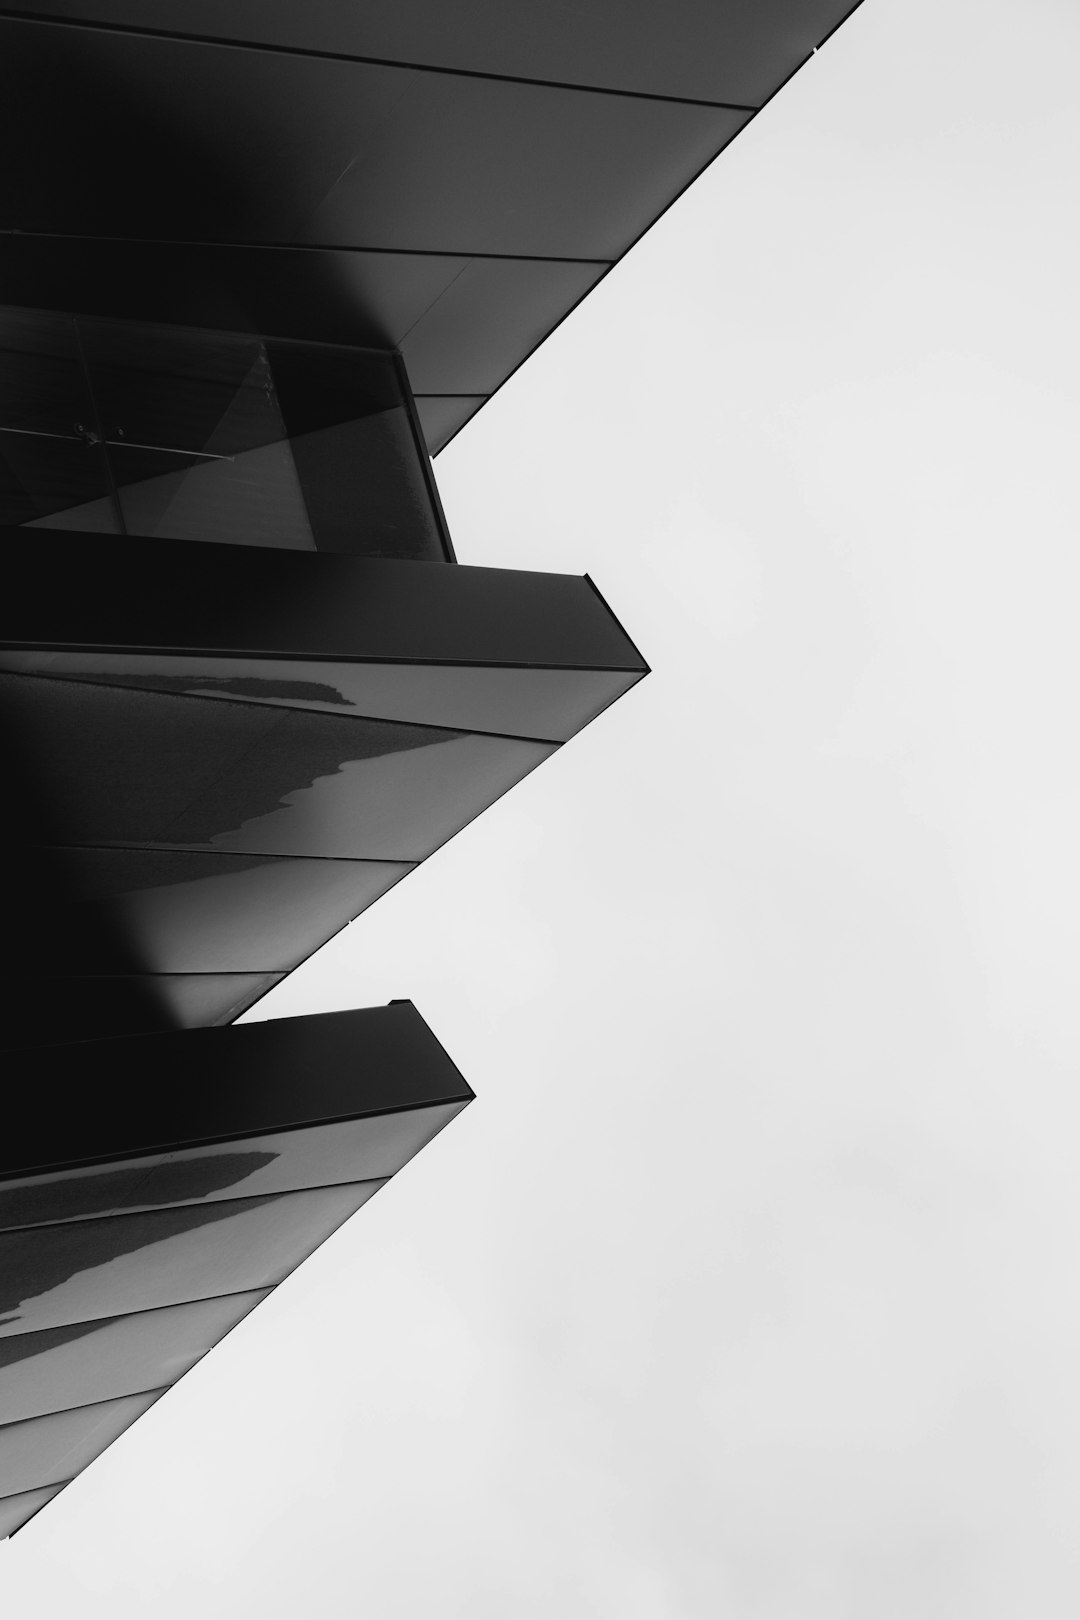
8, 0, 1080, 1612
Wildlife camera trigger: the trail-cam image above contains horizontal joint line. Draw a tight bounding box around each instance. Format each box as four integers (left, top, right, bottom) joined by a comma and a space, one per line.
0, 229, 613, 268
0, 10, 759, 112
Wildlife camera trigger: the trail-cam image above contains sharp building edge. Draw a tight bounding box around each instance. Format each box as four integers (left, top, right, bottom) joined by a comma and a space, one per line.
0, 0, 861, 1535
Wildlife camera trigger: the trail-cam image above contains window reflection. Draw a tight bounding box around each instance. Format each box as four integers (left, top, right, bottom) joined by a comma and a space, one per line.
0, 1293, 267, 1427
0, 306, 448, 559
0, 1391, 163, 1499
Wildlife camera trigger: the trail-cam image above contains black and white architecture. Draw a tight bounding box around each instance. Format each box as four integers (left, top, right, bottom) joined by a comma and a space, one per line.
0, 0, 863, 1536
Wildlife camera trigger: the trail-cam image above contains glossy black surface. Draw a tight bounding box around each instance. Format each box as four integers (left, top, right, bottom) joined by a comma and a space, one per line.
0, 308, 448, 559
0, 530, 638, 1051
0, 1390, 164, 1497
0, 649, 639, 741
1, 1004, 473, 1179
0, 1011, 471, 1513
414, 396, 488, 457
0, 1102, 465, 1232
0, 1292, 267, 1425
0, 23, 746, 260
0, 1182, 381, 1339
0, 673, 556, 858
0, 0, 867, 1527
0, 1481, 65, 1539
4, 0, 856, 104
0, 0, 857, 432
1, 974, 283, 1050
39, 846, 410, 973
3, 532, 647, 670
0, 235, 608, 405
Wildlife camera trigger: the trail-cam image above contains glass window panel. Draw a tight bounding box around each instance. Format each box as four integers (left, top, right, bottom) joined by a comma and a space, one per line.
0, 1182, 380, 1338
110, 439, 317, 551
0, 1390, 162, 1498
0, 1101, 463, 1231
0, 306, 447, 556
0, 649, 639, 741
79, 316, 318, 551
4, 674, 556, 858
0, 306, 118, 532
286, 412, 442, 560
0, 1482, 65, 1540
0, 1290, 267, 1426
265, 338, 444, 561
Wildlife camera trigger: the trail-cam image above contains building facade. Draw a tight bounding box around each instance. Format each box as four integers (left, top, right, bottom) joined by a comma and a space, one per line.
0, 0, 862, 1536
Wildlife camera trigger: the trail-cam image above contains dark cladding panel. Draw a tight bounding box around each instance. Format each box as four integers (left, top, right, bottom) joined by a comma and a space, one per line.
0, 1482, 65, 1539
0, 237, 602, 412
0, 1292, 268, 1426
27, 26, 739, 260
0, 25, 355, 244
2, 1004, 474, 1179
2, 534, 647, 672
1, 975, 284, 1050
0, 23, 746, 259
0, 674, 555, 860
0, 234, 467, 354
0, 1182, 382, 1339
0, 1391, 163, 1498
400, 257, 607, 396
415, 396, 488, 456
187, 729, 556, 860
0, 1103, 466, 1233
293, 76, 748, 260
0, 1007, 472, 1517
3, 0, 856, 105
0, 650, 640, 742
41, 847, 411, 974
90, 972, 279, 1028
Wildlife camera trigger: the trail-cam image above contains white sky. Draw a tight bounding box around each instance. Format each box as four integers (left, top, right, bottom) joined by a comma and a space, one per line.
7, 0, 1080, 1612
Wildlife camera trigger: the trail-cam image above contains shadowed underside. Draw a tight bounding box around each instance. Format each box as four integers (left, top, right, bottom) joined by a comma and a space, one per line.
0, 0, 863, 1536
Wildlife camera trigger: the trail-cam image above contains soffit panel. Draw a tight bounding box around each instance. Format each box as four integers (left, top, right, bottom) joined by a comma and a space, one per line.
0, 21, 746, 260
414, 396, 489, 457
0, 7, 864, 422
400, 259, 607, 395
1, 0, 862, 106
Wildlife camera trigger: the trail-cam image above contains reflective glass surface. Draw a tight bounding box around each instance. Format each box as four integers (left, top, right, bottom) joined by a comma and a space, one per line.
0, 307, 118, 532
0, 1102, 463, 1231
0, 1182, 380, 1338
0, 1291, 267, 1426
0, 1481, 66, 1539
203, 730, 556, 859
52, 846, 410, 973
0, 1389, 162, 1497
0, 649, 639, 741
266, 338, 444, 560
3, 674, 556, 859
79, 318, 315, 550
0, 306, 445, 559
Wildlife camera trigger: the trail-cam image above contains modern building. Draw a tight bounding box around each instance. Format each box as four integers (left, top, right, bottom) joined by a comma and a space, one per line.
0, 0, 864, 1536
